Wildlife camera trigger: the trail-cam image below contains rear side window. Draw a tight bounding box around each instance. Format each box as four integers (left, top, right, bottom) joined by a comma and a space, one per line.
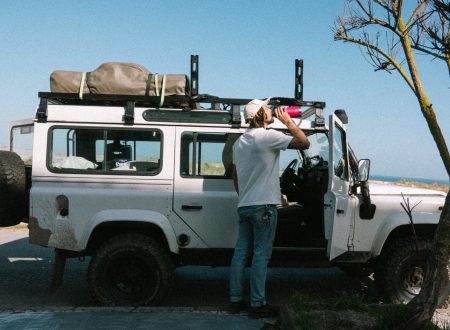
49, 127, 162, 175
11, 125, 34, 165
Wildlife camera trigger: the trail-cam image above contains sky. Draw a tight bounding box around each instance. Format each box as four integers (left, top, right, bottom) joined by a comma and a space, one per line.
0, 0, 448, 182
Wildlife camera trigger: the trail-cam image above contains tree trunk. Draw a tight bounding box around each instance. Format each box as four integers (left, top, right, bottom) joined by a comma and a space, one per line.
405, 191, 450, 329
397, 16, 450, 328
334, 1, 450, 328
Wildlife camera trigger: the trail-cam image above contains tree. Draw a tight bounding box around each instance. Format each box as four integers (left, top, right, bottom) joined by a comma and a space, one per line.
411, 0, 450, 73
334, 0, 449, 328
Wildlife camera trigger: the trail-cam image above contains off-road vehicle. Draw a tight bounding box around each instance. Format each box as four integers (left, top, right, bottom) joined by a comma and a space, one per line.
1, 56, 447, 306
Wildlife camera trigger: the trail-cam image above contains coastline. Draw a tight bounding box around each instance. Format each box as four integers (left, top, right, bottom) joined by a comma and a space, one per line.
370, 179, 449, 193
371, 174, 449, 186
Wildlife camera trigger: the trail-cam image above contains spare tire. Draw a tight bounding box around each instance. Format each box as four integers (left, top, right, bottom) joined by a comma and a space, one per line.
0, 151, 27, 226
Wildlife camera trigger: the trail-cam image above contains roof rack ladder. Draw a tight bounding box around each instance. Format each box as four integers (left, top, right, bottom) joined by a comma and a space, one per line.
36, 97, 48, 123
231, 105, 241, 127
191, 55, 199, 97
122, 100, 135, 125
295, 59, 303, 101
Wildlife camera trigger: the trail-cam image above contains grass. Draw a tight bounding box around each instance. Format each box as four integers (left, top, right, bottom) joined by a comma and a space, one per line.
292, 290, 369, 313
290, 291, 373, 329
290, 291, 450, 330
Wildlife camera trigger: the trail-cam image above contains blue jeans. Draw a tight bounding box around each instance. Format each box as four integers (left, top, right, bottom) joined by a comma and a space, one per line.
229, 204, 278, 307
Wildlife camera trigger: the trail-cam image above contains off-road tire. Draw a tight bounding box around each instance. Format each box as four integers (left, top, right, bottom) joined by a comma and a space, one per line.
0, 151, 27, 226
375, 237, 448, 305
88, 233, 174, 306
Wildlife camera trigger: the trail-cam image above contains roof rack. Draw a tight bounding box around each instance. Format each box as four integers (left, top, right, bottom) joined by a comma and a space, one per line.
36, 56, 326, 126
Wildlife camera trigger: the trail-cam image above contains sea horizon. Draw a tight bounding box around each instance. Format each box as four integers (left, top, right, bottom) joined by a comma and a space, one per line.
371, 174, 449, 186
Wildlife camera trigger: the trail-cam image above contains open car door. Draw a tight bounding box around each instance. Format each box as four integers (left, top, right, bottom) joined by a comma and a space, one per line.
324, 114, 357, 260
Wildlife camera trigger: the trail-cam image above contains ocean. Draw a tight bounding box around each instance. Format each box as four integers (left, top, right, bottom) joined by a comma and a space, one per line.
371, 175, 450, 186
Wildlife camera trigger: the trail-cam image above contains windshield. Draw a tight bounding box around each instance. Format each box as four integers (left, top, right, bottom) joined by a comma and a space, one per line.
279, 130, 360, 182
304, 132, 329, 164
279, 131, 329, 171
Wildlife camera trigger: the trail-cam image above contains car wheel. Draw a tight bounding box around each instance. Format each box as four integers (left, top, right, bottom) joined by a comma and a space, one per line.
88, 233, 174, 306
375, 237, 448, 305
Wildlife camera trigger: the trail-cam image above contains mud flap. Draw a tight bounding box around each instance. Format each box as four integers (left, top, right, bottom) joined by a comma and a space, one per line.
49, 248, 67, 295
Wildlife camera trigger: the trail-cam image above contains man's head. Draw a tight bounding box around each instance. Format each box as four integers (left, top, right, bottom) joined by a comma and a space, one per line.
244, 98, 273, 128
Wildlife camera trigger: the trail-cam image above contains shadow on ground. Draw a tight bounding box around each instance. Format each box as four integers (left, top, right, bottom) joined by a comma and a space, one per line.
0, 232, 378, 309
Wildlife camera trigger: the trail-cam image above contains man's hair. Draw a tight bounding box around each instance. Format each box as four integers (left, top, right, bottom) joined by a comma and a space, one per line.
247, 108, 266, 128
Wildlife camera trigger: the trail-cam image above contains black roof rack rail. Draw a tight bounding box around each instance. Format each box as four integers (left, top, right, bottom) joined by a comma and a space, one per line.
38, 92, 325, 109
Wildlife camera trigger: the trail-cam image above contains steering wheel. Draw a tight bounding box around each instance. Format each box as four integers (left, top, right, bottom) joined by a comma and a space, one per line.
281, 159, 298, 180
280, 159, 299, 197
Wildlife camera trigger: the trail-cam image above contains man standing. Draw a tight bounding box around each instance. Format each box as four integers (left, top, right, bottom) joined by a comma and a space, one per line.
229, 98, 310, 318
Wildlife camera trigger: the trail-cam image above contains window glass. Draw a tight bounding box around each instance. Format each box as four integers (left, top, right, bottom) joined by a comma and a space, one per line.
50, 127, 162, 175
280, 132, 328, 175
304, 133, 329, 163
11, 125, 34, 165
333, 124, 348, 181
180, 132, 240, 178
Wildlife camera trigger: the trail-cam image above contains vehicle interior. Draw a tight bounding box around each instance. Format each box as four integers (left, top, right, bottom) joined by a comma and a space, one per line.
275, 131, 330, 249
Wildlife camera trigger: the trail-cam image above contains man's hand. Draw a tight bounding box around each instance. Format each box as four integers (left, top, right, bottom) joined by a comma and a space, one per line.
274, 107, 310, 150
274, 107, 291, 126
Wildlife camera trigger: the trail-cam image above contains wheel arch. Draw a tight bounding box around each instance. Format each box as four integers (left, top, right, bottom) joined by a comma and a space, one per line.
373, 222, 436, 257
82, 209, 179, 255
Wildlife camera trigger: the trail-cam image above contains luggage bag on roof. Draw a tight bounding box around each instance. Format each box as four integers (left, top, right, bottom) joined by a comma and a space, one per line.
50, 70, 90, 94
50, 62, 190, 97
87, 62, 150, 95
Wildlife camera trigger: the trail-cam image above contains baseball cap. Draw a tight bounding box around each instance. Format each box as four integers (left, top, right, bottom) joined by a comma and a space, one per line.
244, 98, 271, 121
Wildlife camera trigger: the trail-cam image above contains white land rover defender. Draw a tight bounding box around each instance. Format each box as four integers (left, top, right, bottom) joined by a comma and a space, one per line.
0, 57, 447, 306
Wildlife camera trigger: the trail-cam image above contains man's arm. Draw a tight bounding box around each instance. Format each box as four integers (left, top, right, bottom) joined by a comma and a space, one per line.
275, 107, 310, 150
231, 164, 239, 194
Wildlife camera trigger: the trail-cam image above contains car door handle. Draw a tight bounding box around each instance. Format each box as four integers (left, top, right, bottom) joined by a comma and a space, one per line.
182, 204, 203, 210
337, 209, 345, 214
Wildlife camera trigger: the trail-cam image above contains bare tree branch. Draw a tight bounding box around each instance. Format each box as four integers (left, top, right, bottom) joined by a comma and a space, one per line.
395, 0, 404, 29
406, 0, 431, 27
374, 0, 392, 13
335, 31, 416, 90
410, 0, 450, 66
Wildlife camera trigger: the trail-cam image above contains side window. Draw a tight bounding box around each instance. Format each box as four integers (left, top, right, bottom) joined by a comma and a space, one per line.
11, 125, 34, 165
49, 127, 162, 175
180, 132, 240, 178
333, 124, 348, 181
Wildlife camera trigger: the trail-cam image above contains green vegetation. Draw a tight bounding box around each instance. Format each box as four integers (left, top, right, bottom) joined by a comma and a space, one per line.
290, 291, 449, 330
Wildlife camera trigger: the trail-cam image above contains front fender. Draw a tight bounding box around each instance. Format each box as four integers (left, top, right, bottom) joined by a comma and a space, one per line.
371, 211, 440, 257
79, 209, 178, 253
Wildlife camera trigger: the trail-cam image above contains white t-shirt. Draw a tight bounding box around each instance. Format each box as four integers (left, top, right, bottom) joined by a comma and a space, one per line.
232, 128, 292, 208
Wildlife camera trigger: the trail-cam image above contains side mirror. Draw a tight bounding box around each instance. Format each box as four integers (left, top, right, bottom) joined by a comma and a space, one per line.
358, 159, 370, 182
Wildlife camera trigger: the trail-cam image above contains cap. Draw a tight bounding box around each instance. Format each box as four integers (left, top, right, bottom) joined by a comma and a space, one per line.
244, 98, 271, 121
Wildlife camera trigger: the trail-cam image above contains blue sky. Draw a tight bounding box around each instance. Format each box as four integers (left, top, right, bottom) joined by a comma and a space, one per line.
0, 0, 448, 181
